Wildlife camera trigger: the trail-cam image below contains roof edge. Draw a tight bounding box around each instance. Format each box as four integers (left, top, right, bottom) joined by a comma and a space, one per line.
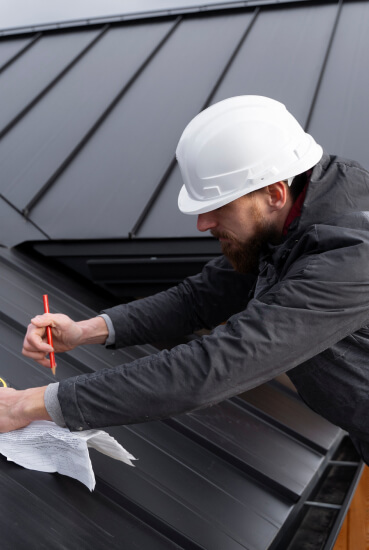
0, 0, 337, 37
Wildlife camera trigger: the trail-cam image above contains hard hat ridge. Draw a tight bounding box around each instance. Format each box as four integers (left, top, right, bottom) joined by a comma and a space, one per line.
176, 96, 323, 215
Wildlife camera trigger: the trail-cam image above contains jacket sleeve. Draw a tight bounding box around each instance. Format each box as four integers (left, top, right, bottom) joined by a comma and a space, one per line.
58, 219, 369, 431
101, 255, 256, 347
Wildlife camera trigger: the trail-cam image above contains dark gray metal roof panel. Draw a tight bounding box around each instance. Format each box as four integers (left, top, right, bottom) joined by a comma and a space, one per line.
0, 36, 33, 69
171, 401, 324, 499
307, 1, 369, 168
0, 199, 46, 247
92, 424, 293, 550
138, 163, 200, 238
0, 31, 100, 134
0, 460, 180, 550
0, 247, 353, 549
0, 22, 172, 210
129, 421, 292, 527
238, 382, 341, 452
210, 3, 338, 125
27, 13, 253, 239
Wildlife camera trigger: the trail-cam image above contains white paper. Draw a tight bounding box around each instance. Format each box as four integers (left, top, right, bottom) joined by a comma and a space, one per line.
0, 421, 136, 491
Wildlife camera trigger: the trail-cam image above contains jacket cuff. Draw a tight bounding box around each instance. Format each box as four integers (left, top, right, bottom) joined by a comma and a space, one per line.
57, 375, 93, 431
44, 383, 67, 427
99, 313, 116, 346
100, 305, 132, 348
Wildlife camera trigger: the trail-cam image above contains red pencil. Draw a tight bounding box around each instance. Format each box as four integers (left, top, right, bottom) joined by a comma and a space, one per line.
43, 294, 56, 376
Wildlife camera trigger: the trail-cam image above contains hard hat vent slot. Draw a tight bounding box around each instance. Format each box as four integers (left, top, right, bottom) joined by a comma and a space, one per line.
202, 186, 221, 198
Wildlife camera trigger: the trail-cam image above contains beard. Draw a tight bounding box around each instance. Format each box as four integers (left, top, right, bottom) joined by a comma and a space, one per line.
211, 205, 280, 274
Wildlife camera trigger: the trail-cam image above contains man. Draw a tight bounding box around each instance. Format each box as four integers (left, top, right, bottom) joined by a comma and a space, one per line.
1, 96, 369, 462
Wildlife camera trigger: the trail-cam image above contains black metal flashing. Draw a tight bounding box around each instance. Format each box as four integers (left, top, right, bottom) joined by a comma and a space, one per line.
23, 237, 221, 297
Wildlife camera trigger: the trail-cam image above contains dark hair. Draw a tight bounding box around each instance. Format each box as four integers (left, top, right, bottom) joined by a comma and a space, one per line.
288, 171, 309, 202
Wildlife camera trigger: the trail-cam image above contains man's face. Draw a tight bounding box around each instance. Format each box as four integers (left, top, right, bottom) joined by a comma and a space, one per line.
197, 193, 280, 273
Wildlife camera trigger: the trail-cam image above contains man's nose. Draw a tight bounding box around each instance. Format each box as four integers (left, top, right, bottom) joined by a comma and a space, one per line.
197, 212, 218, 232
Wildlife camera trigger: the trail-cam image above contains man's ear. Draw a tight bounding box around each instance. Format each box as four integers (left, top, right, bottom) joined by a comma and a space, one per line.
265, 181, 288, 210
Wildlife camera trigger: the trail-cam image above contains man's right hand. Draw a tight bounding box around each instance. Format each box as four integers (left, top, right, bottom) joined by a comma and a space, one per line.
22, 314, 109, 368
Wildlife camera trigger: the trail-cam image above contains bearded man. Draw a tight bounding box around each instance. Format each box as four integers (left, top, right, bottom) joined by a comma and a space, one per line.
2, 96, 369, 464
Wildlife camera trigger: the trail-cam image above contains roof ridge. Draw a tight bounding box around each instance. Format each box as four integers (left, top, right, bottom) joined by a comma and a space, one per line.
0, 0, 321, 37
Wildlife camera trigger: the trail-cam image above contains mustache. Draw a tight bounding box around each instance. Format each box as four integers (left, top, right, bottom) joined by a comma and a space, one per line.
211, 230, 236, 241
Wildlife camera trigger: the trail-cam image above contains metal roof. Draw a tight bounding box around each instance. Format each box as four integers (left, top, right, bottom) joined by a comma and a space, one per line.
1, 0, 369, 244
1, 0, 369, 295
0, 246, 362, 549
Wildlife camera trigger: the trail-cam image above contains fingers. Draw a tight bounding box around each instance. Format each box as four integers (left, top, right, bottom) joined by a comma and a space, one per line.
30, 313, 58, 329
36, 358, 56, 369
23, 312, 81, 368
23, 352, 55, 369
22, 322, 52, 353
22, 313, 75, 367
22, 348, 55, 368
22, 317, 54, 367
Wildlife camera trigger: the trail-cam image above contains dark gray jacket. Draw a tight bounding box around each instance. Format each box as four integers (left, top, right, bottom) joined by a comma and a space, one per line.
58, 153, 369, 461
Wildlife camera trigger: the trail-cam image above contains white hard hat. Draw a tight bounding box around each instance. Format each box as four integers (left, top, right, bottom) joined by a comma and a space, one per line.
176, 95, 323, 215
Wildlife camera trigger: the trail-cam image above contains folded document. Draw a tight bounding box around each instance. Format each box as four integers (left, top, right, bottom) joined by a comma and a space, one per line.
0, 420, 136, 491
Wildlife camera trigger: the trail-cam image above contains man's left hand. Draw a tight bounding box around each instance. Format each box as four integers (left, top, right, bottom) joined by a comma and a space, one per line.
0, 386, 51, 433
